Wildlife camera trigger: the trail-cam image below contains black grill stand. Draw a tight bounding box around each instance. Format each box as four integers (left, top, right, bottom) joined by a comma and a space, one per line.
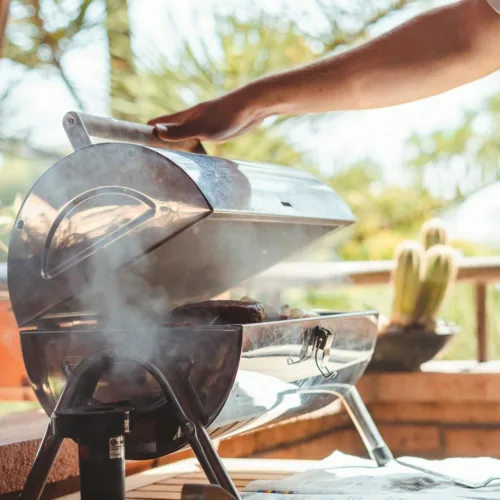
19, 350, 393, 500
19, 350, 242, 500
52, 408, 130, 500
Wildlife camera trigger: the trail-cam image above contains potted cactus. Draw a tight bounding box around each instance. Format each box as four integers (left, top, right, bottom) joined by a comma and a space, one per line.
368, 218, 460, 372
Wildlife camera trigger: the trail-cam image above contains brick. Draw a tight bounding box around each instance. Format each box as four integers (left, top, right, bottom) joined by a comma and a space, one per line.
378, 424, 441, 455
254, 429, 365, 460
219, 432, 258, 458
219, 412, 353, 458
370, 402, 500, 425
445, 429, 500, 457
366, 372, 500, 404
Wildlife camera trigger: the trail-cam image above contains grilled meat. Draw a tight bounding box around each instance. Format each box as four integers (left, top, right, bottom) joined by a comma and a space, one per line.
170, 300, 267, 325
280, 305, 319, 320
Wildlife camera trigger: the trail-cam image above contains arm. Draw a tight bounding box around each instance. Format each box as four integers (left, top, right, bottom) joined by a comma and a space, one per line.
254, 0, 500, 113
149, 0, 500, 141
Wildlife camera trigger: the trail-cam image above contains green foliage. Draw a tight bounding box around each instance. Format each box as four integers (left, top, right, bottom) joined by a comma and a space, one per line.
0, 146, 52, 260
329, 160, 445, 260
407, 94, 500, 200
5, 0, 99, 66
4, 0, 101, 108
0, 156, 46, 206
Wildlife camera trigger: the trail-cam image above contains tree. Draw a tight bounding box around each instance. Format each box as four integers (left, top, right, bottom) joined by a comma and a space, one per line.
406, 93, 500, 201
104, 0, 136, 120
3, 0, 135, 116
327, 159, 445, 260
3, 0, 102, 110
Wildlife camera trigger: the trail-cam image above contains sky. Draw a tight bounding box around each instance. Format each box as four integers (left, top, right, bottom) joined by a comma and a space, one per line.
1, 0, 499, 185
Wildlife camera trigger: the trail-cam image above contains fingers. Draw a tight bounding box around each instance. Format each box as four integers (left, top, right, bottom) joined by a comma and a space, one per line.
147, 109, 193, 126
149, 106, 203, 141
153, 115, 263, 144
154, 122, 200, 142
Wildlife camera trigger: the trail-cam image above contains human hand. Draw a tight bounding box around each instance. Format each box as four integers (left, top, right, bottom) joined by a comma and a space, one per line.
148, 90, 267, 143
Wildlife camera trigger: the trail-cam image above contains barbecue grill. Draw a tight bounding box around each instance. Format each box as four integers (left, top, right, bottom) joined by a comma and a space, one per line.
8, 112, 393, 500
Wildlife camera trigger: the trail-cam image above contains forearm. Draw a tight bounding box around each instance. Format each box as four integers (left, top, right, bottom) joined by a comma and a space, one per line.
241, 0, 500, 116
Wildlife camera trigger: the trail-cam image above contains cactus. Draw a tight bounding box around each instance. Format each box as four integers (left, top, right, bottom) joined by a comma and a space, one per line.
412, 244, 458, 328
390, 240, 424, 326
420, 218, 448, 250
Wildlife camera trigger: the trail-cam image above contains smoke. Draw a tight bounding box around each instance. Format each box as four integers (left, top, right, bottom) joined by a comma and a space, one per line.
81, 250, 166, 361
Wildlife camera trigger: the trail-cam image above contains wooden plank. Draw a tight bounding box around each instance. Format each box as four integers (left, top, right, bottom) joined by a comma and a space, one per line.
164, 472, 287, 482
476, 282, 488, 362
125, 491, 181, 500
216, 458, 318, 472
156, 475, 285, 486
140, 482, 250, 492
57, 458, 311, 499
127, 496, 179, 500
252, 256, 500, 288
157, 477, 211, 485
127, 492, 179, 499
58, 459, 200, 500
139, 485, 186, 492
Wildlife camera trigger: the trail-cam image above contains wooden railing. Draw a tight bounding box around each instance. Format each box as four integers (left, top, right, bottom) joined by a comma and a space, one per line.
252, 255, 500, 363
2, 256, 500, 361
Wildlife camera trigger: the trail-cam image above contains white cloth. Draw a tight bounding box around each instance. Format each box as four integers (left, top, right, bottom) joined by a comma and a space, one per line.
487, 0, 500, 14
242, 452, 500, 499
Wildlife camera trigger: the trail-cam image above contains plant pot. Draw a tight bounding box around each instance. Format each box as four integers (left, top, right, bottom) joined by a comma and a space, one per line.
366, 321, 459, 373
0, 300, 29, 387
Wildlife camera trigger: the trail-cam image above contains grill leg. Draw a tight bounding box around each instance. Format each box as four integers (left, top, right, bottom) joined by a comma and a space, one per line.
340, 386, 393, 466
20, 354, 111, 499
19, 423, 64, 500
142, 362, 241, 500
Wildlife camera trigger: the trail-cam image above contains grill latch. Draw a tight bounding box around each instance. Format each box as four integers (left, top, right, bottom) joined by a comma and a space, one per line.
288, 326, 337, 379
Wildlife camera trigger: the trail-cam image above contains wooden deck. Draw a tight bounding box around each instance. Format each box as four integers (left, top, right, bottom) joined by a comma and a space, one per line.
57, 458, 316, 500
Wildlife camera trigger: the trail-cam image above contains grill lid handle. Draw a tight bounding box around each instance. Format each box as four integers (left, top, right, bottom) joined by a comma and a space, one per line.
63, 111, 207, 154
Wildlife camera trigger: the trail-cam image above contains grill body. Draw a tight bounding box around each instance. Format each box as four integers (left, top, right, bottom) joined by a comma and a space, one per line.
22, 311, 376, 459
8, 112, 379, 463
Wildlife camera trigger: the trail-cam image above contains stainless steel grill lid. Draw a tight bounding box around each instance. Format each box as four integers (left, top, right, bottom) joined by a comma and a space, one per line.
8, 112, 355, 327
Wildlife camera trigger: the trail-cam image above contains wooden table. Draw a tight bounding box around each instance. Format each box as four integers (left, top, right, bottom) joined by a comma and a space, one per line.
57, 458, 317, 500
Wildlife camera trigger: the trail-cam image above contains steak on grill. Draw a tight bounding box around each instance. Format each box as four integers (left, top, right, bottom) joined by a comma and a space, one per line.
170, 300, 267, 325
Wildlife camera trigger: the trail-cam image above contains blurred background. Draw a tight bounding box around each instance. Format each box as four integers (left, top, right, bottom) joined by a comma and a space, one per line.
1, 0, 500, 374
